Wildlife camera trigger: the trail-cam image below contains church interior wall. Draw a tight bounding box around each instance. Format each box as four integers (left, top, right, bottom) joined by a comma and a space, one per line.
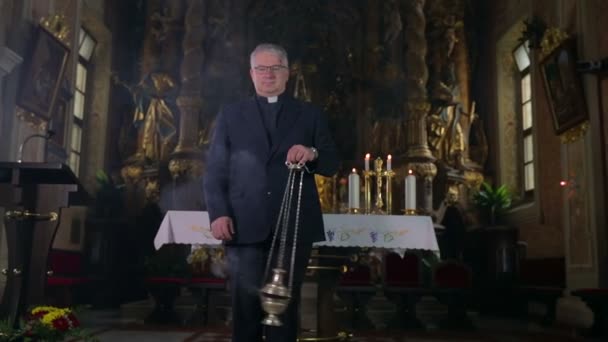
480, 0, 608, 288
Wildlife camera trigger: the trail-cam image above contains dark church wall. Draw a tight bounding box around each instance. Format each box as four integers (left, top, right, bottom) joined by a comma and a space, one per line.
475, 0, 608, 288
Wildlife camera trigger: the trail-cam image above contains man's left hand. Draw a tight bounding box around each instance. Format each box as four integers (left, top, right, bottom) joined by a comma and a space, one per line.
286, 145, 316, 165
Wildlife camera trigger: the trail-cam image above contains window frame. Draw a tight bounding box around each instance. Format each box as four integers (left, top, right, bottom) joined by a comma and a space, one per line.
68, 27, 97, 175
512, 41, 535, 202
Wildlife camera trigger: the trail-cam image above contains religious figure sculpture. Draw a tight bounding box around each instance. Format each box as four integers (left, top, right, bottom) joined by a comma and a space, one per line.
427, 15, 459, 105
114, 72, 178, 163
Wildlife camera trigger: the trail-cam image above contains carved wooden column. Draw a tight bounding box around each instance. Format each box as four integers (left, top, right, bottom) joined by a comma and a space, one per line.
169, 0, 205, 181
404, 0, 437, 214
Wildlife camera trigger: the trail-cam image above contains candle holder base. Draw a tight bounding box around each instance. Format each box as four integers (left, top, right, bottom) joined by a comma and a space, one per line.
402, 209, 417, 216
348, 208, 362, 214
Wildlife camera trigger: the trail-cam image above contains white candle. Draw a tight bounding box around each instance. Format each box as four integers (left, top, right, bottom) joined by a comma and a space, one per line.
387, 155, 392, 171
348, 168, 360, 209
365, 154, 370, 171
405, 169, 416, 210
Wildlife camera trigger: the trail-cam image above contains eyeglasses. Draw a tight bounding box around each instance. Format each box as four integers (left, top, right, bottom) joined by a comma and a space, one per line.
253, 65, 287, 73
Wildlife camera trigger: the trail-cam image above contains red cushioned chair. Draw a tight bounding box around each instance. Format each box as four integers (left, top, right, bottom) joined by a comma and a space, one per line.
46, 249, 92, 306
187, 276, 227, 326
383, 252, 429, 329
145, 276, 188, 324
336, 262, 376, 329
431, 260, 474, 330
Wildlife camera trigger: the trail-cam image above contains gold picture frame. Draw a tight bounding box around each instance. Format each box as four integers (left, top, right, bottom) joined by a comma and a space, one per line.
539, 38, 588, 135
17, 25, 70, 120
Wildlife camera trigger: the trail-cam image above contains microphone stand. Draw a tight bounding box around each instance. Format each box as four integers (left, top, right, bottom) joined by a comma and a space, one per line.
17, 129, 55, 163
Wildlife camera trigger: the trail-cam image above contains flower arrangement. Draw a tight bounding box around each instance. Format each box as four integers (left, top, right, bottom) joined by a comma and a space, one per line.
187, 244, 209, 275
0, 306, 96, 341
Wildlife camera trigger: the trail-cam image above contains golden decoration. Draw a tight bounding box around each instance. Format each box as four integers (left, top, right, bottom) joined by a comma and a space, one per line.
144, 178, 160, 203
168, 158, 203, 180
15, 106, 47, 132
463, 170, 484, 189
120, 164, 144, 184
540, 27, 569, 60
40, 14, 70, 46
314, 174, 335, 213
560, 121, 589, 144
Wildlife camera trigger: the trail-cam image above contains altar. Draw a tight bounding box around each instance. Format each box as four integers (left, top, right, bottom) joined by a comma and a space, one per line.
153, 210, 439, 338
154, 210, 439, 252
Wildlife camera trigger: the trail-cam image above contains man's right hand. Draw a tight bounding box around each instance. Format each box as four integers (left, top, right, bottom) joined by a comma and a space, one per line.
210, 216, 234, 241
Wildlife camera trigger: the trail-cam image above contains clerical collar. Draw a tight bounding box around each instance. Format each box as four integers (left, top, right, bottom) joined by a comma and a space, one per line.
256, 93, 286, 104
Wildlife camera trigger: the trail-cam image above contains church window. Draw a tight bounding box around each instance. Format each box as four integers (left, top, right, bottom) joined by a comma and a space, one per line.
69, 28, 96, 175
513, 41, 535, 196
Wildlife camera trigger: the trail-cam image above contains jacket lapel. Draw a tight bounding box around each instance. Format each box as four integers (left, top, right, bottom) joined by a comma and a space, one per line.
241, 97, 270, 154
269, 96, 302, 158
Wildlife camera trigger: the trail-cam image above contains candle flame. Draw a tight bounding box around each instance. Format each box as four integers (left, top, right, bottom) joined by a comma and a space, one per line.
559, 180, 567, 187
365, 153, 370, 159
352, 168, 356, 173
387, 154, 392, 160
408, 169, 413, 175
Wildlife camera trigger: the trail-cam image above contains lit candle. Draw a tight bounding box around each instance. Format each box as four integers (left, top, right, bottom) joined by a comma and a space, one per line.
387, 155, 392, 171
348, 168, 360, 209
405, 169, 416, 211
365, 154, 370, 171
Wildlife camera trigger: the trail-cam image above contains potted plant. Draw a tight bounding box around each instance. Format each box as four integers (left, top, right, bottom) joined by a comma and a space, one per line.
93, 170, 125, 218
472, 182, 512, 226
472, 182, 517, 283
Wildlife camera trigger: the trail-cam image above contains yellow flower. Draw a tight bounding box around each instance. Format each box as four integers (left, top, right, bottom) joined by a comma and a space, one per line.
31, 306, 62, 315
40, 308, 71, 327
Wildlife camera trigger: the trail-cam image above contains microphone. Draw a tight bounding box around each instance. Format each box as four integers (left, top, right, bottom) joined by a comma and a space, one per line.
576, 57, 608, 73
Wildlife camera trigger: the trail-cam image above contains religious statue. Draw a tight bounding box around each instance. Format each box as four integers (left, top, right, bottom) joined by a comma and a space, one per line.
427, 15, 459, 105
114, 72, 178, 163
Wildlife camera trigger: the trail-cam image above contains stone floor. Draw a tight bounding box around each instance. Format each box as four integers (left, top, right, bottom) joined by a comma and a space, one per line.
75, 293, 601, 342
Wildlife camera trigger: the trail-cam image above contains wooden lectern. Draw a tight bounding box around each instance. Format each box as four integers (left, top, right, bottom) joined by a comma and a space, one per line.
0, 162, 88, 328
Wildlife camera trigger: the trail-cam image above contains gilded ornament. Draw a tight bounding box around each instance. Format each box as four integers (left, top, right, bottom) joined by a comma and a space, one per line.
144, 179, 160, 203
559, 121, 588, 144
540, 28, 569, 60
121, 164, 144, 184
463, 170, 484, 189
40, 14, 70, 45
168, 158, 203, 179
15, 106, 47, 132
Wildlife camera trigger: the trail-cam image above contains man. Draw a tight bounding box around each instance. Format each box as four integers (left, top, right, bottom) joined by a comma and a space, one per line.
203, 43, 339, 342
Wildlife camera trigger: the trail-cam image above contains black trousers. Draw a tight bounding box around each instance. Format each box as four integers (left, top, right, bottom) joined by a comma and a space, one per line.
226, 241, 313, 342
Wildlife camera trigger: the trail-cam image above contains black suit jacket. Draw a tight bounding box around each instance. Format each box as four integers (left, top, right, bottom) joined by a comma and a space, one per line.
203, 95, 340, 245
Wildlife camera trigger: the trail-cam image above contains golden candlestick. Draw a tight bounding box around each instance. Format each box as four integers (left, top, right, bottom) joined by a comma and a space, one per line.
372, 158, 385, 214
384, 169, 395, 215
363, 170, 374, 214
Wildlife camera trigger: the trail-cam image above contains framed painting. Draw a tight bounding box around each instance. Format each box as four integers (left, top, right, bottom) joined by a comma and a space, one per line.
540, 38, 588, 135
17, 25, 70, 119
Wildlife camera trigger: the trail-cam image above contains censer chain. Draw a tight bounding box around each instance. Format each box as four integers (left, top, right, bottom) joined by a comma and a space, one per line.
263, 163, 306, 297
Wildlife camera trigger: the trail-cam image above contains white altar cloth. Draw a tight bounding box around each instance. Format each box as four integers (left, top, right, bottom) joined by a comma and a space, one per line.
154, 211, 439, 252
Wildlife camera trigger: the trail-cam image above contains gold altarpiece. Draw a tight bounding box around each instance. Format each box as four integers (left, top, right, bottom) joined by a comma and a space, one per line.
114, 0, 488, 223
